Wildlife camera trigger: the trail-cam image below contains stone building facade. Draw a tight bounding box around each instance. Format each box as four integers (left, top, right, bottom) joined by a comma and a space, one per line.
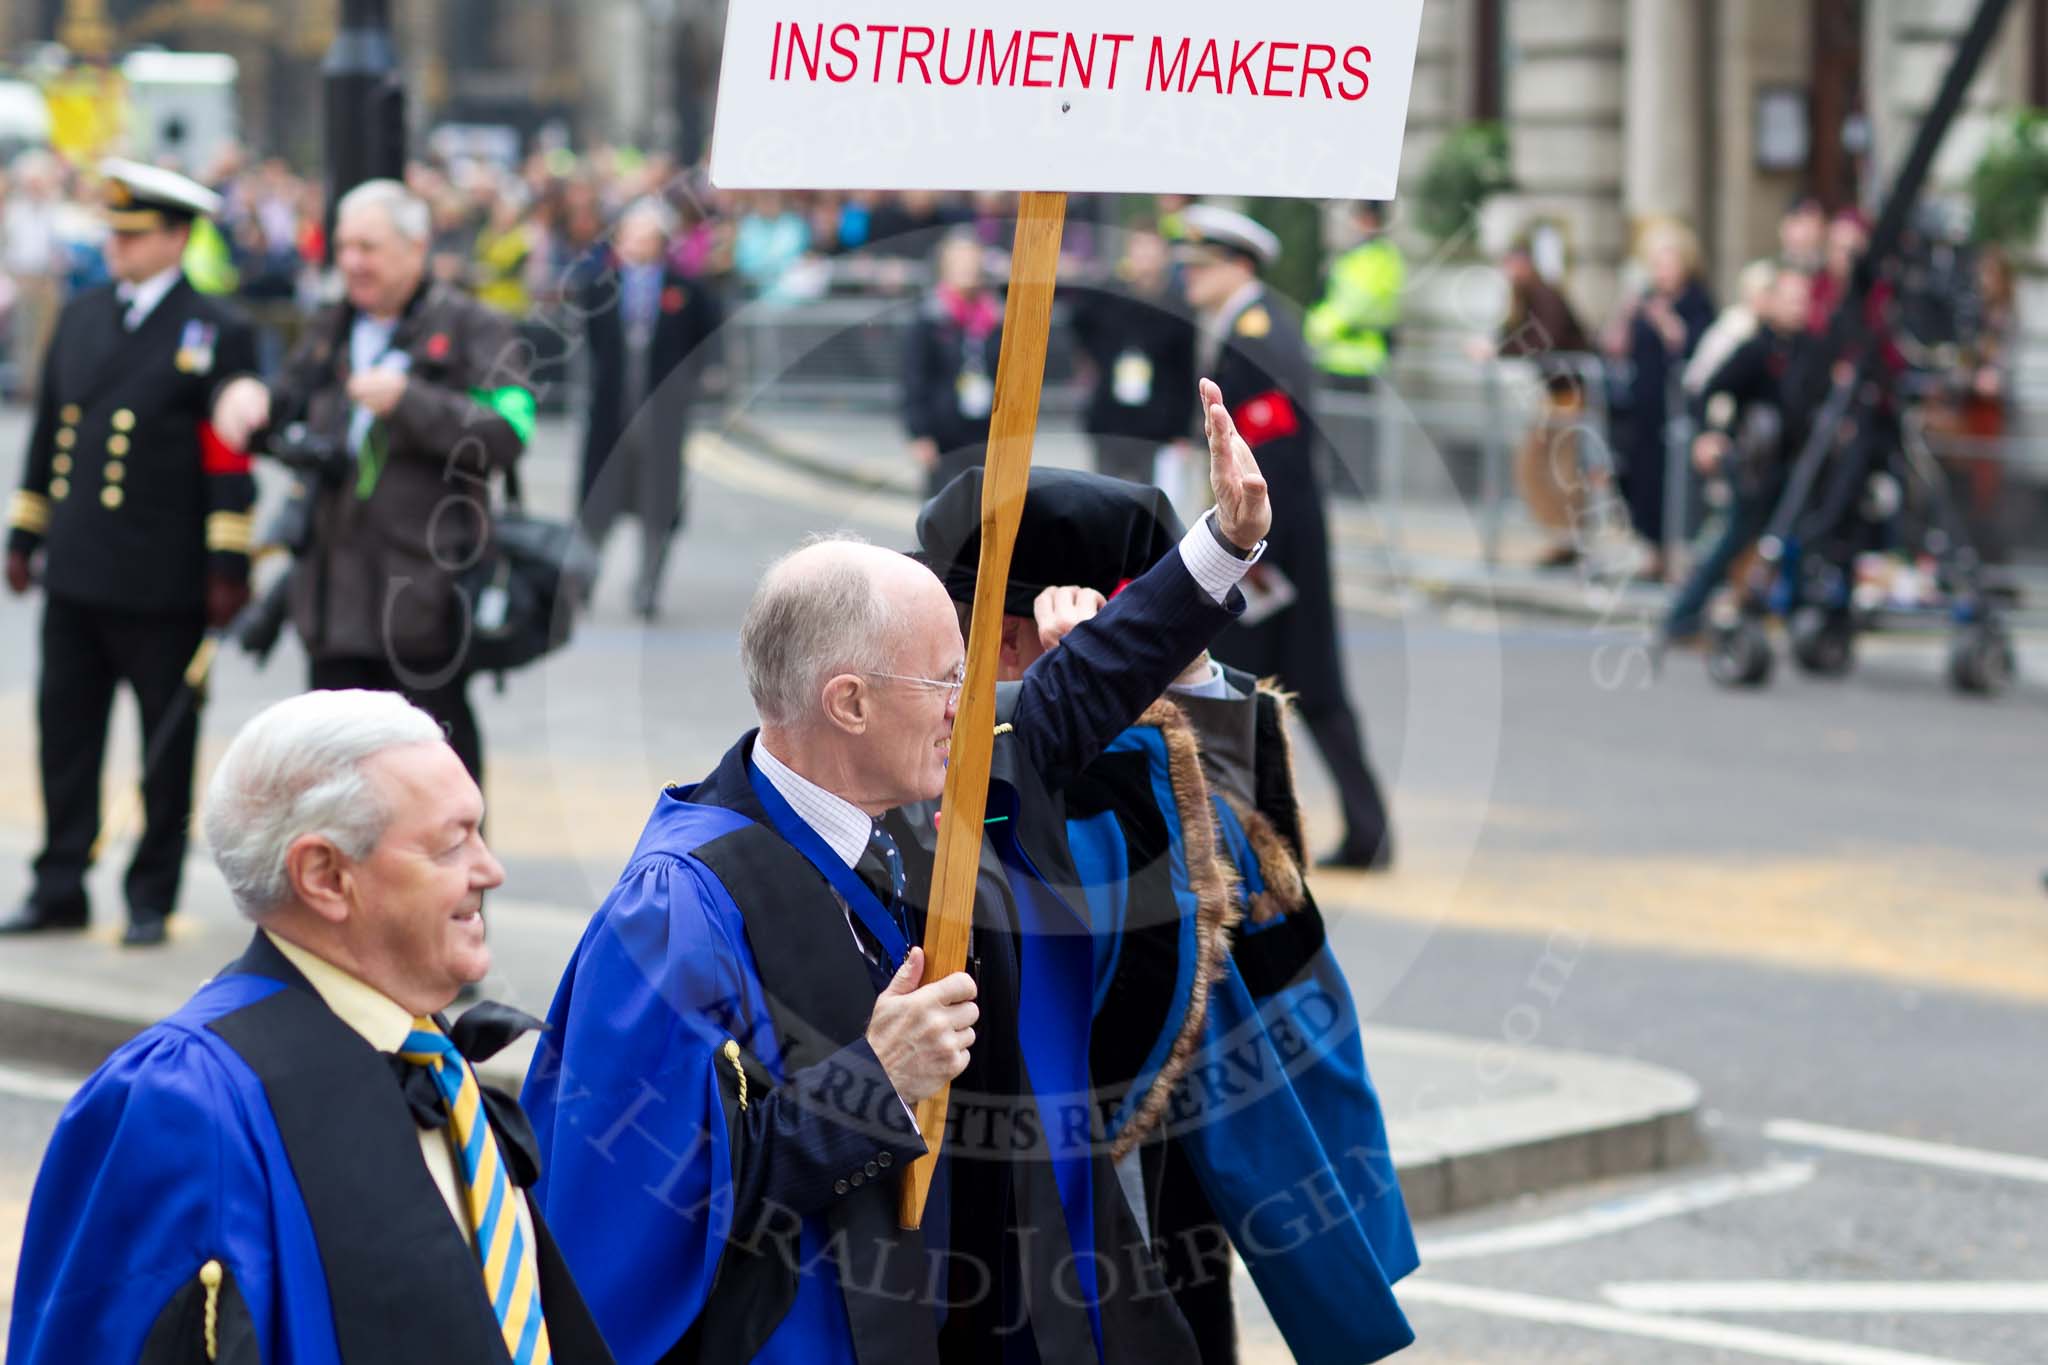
6, 0, 713, 167
1398, 0, 2043, 345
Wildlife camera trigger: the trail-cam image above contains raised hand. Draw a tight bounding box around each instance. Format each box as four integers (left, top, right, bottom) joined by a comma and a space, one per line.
1033, 584, 1108, 652
1200, 377, 1272, 550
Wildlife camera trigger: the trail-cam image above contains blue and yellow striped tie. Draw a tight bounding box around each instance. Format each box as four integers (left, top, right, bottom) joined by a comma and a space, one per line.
399, 1018, 551, 1365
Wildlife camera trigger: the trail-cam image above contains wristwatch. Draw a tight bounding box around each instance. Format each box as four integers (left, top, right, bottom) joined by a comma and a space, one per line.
1205, 507, 1264, 562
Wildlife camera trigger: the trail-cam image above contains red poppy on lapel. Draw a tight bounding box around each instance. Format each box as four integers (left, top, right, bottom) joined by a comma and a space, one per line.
661, 286, 686, 315
426, 333, 451, 361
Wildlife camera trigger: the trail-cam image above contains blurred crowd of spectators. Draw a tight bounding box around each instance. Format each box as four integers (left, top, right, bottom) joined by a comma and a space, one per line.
0, 140, 1156, 401
0, 141, 2023, 581
403, 151, 1136, 315
0, 143, 328, 394
1480, 194, 2018, 575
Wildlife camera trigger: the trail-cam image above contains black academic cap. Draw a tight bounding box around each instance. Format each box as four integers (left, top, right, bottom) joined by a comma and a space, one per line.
916, 466, 1187, 617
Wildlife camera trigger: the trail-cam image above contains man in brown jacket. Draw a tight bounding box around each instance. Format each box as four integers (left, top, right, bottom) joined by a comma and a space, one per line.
213, 180, 533, 782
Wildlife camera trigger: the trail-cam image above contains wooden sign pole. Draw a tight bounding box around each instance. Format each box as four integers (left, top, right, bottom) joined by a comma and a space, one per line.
899, 188, 1068, 1229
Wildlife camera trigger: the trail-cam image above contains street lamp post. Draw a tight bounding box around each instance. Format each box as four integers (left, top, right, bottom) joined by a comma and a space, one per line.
322, 0, 407, 258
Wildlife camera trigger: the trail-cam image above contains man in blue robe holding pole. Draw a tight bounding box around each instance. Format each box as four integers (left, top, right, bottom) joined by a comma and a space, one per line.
522, 379, 1272, 1364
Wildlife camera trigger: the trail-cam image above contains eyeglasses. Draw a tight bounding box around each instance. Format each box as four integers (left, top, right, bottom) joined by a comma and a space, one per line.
862, 663, 967, 700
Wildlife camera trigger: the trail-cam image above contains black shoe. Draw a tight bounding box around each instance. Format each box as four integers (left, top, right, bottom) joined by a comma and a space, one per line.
121, 914, 170, 947
1319, 836, 1393, 872
0, 898, 90, 935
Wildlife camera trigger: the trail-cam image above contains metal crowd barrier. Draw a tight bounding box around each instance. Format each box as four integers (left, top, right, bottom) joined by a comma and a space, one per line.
708, 300, 1627, 571
709, 299, 1621, 571
719, 294, 1087, 416
1315, 349, 1617, 570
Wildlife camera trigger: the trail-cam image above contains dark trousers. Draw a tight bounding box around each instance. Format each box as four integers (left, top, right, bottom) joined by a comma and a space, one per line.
307, 657, 483, 785
1302, 700, 1392, 864
1664, 480, 1782, 638
1214, 604, 1393, 862
1090, 434, 1163, 486
1207, 672, 1392, 863
33, 596, 205, 922
926, 446, 985, 501
578, 410, 691, 614
1154, 1138, 1237, 1365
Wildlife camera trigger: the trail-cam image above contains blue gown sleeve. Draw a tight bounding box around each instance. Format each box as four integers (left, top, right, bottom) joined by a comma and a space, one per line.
1012, 546, 1242, 792
8, 1025, 325, 1365
523, 856, 921, 1365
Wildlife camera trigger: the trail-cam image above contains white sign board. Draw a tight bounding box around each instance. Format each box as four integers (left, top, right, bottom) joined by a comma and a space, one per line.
710, 0, 1426, 199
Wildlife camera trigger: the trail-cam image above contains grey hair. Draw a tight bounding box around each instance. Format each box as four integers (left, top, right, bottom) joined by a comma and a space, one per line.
202, 690, 446, 920
337, 178, 431, 244
740, 533, 901, 728
618, 196, 678, 240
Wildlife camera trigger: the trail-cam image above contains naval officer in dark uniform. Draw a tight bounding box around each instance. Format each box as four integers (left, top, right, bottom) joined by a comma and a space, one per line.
2, 160, 259, 945
1178, 205, 1394, 869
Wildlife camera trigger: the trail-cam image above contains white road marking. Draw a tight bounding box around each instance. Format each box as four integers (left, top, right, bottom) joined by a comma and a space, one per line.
1603, 1281, 2048, 1315
1420, 1161, 1815, 1262
1766, 1118, 2048, 1185
1401, 1280, 1987, 1365
0, 1064, 82, 1104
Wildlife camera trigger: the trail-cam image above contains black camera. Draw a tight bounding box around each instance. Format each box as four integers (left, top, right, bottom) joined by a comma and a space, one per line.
230, 424, 354, 663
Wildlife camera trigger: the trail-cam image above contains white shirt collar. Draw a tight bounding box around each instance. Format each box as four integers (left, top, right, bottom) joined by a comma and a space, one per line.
751, 738, 874, 868
117, 265, 183, 327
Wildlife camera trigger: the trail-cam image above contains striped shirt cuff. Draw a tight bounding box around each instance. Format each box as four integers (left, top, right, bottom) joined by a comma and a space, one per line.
1177, 510, 1264, 604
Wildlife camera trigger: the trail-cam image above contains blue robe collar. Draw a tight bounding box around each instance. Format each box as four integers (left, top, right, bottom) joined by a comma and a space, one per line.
744, 752, 911, 970
656, 731, 889, 1056
664, 731, 916, 970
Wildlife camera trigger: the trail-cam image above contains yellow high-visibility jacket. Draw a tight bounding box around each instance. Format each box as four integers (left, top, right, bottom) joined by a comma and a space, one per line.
1307, 236, 1404, 378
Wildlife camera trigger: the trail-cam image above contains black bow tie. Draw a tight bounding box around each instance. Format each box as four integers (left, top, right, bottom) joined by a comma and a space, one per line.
385, 999, 547, 1187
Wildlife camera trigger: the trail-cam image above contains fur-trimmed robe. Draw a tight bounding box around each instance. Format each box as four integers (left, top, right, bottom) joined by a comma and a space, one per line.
1065, 671, 1417, 1365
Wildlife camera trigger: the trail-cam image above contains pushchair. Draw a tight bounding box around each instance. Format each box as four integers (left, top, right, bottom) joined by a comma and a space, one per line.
1698, 0, 2022, 695
1705, 364, 2015, 694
